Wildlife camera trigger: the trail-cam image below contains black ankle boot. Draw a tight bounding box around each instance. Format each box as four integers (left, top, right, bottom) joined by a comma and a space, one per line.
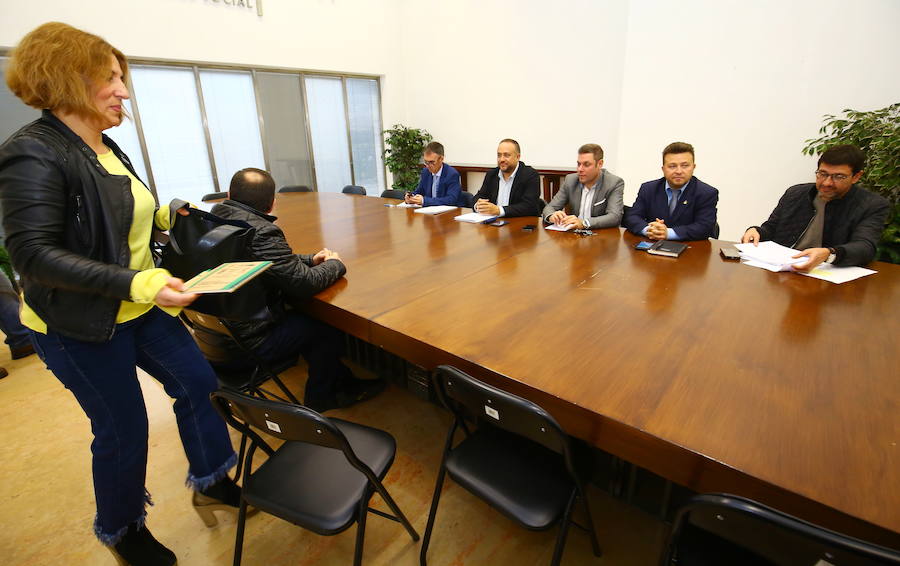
109, 522, 176, 566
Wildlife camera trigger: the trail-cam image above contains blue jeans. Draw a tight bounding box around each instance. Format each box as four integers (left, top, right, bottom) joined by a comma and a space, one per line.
0, 272, 30, 350
31, 307, 235, 544
253, 311, 355, 403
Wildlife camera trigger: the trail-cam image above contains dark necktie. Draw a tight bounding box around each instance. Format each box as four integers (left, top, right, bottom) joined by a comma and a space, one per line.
669, 189, 681, 215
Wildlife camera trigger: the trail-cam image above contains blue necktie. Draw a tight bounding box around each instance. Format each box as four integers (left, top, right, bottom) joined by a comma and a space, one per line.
431, 174, 439, 199
669, 189, 681, 215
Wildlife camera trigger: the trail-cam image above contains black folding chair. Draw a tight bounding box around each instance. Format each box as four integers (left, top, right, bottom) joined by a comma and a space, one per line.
420, 365, 602, 566
210, 389, 420, 566
278, 185, 312, 193
342, 185, 366, 195
661, 493, 900, 566
181, 308, 302, 478
201, 191, 228, 202
380, 189, 405, 199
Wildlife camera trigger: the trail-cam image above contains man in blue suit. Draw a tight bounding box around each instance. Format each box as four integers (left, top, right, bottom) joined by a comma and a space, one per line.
623, 142, 719, 240
404, 141, 463, 207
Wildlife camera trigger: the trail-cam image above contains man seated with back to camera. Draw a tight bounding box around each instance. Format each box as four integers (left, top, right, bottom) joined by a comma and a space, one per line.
211, 168, 384, 412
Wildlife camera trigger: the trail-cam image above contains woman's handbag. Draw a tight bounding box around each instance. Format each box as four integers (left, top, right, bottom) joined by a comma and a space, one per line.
159, 200, 270, 320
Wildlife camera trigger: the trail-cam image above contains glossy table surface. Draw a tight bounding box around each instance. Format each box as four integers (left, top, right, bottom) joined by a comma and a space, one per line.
273, 192, 900, 546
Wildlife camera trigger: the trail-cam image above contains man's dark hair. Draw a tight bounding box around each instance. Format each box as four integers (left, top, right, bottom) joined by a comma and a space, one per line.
578, 143, 604, 161
818, 144, 865, 174
662, 142, 695, 162
424, 141, 444, 156
229, 167, 276, 213
499, 138, 521, 154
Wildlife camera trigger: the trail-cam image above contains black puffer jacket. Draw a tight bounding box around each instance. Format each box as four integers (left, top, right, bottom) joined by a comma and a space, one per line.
211, 199, 346, 350
755, 183, 889, 266
0, 111, 149, 342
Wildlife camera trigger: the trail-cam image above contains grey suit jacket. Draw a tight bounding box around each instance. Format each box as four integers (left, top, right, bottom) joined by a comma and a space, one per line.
541, 169, 625, 228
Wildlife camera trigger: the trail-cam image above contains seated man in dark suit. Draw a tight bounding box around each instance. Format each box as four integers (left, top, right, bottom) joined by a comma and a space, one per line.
542, 143, 624, 230
623, 142, 719, 240
212, 168, 384, 412
472, 138, 541, 217
741, 144, 889, 271
404, 141, 462, 207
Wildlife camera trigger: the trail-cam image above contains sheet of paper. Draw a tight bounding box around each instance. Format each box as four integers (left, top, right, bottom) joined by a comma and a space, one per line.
396, 202, 421, 208
544, 223, 574, 232
799, 264, 877, 284
454, 212, 497, 224
735, 241, 805, 270
741, 259, 789, 272
414, 205, 457, 215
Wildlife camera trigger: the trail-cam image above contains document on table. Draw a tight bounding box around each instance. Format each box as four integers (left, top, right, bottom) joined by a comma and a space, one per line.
735, 241, 806, 271
799, 264, 877, 284
414, 205, 457, 215
454, 212, 497, 224
544, 223, 574, 232
396, 202, 421, 208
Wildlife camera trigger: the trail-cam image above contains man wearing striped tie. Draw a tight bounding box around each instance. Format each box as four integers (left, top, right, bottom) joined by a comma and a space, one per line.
623, 142, 720, 241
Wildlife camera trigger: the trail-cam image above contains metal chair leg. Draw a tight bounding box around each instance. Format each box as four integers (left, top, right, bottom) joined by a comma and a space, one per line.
233, 498, 249, 566
419, 466, 448, 566
549, 491, 577, 566
371, 480, 419, 541
353, 495, 369, 566
578, 486, 603, 557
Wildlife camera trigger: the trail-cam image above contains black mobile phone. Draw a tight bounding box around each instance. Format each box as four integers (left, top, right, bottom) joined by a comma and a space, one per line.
522, 225, 536, 232
634, 241, 653, 250
720, 246, 741, 260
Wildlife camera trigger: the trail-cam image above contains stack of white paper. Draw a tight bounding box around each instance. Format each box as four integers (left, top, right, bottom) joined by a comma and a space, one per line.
735, 241, 806, 272
454, 212, 497, 224
396, 202, 421, 208
545, 223, 574, 232
735, 241, 878, 283
414, 205, 457, 215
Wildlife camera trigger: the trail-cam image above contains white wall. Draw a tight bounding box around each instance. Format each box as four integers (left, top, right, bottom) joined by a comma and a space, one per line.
615, 0, 900, 239
399, 0, 630, 170
2, 0, 898, 238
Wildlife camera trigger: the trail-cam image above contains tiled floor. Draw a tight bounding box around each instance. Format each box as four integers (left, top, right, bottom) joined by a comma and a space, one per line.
0, 348, 667, 565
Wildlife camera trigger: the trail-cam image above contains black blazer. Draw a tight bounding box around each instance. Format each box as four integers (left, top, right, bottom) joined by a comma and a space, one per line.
473, 162, 541, 217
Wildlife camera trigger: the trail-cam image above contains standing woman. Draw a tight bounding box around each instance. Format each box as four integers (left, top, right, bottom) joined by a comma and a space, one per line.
0, 23, 241, 566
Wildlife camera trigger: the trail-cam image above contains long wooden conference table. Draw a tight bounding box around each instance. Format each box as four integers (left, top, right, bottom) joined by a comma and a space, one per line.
273, 192, 899, 548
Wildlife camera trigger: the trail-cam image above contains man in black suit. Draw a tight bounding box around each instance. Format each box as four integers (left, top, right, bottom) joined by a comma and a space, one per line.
472, 138, 541, 217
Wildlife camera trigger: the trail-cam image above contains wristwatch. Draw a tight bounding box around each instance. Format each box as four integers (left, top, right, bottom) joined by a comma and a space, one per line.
827, 247, 837, 264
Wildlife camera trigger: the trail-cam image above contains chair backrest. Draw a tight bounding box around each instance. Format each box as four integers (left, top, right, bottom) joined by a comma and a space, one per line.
278, 185, 312, 193
342, 185, 366, 195
201, 191, 228, 202
662, 494, 900, 566
711, 222, 720, 239
459, 191, 475, 208
380, 189, 405, 199
181, 309, 245, 364
433, 365, 569, 457
210, 389, 360, 457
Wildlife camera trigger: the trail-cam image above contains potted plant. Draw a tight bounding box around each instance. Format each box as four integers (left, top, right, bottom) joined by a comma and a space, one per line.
802, 103, 899, 263
383, 124, 432, 193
